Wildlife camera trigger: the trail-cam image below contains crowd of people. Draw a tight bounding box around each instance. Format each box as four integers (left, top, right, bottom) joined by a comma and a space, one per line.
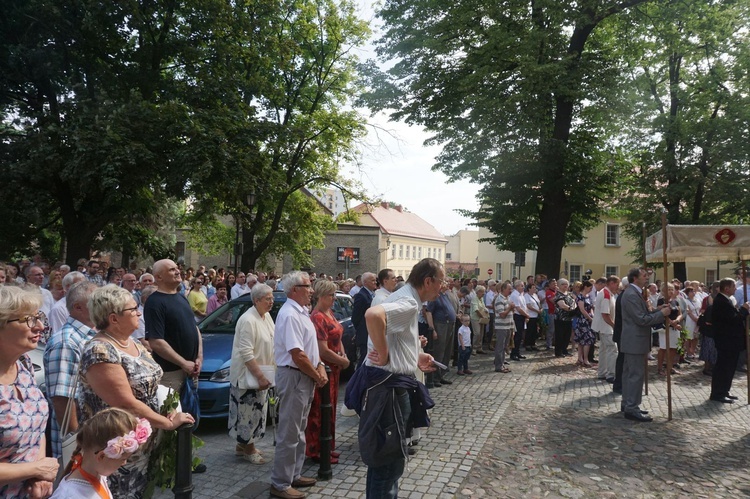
2, 253, 748, 498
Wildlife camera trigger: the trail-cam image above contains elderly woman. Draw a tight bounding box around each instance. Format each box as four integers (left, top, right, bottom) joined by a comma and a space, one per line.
228, 283, 275, 464
306, 280, 350, 463
470, 285, 489, 354
0, 287, 59, 499
554, 279, 576, 358
206, 281, 229, 315
78, 285, 194, 498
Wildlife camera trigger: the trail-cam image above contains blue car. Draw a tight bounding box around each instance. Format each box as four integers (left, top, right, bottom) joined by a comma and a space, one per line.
197, 291, 356, 418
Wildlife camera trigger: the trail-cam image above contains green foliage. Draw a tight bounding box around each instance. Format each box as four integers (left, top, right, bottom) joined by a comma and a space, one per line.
145, 388, 204, 497
360, 0, 652, 275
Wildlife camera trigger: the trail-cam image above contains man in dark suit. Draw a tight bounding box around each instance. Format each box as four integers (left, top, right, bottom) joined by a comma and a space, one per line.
612, 279, 626, 393
710, 278, 749, 403
619, 268, 670, 422
352, 272, 377, 368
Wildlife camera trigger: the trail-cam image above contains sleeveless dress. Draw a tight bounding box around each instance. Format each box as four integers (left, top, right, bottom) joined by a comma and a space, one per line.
574, 293, 596, 346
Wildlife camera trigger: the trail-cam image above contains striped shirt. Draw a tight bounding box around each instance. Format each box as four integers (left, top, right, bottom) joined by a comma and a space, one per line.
366, 283, 422, 375
43, 317, 95, 457
493, 294, 514, 330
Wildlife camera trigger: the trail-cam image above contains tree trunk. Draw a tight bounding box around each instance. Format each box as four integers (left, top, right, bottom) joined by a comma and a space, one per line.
535, 188, 572, 278
241, 230, 257, 273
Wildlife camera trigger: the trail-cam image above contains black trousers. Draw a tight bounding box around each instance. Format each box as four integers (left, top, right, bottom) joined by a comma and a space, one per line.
512, 314, 526, 356
711, 347, 741, 398
554, 319, 572, 356
525, 317, 538, 347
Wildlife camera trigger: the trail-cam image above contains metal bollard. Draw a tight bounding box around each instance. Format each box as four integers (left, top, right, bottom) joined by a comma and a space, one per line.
173, 423, 194, 499
318, 366, 332, 480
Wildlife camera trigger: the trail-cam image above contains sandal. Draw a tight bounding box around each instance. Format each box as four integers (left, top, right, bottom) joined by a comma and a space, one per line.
241, 451, 266, 465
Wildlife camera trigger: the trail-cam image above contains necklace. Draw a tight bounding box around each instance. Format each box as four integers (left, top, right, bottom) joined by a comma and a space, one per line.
103, 332, 131, 349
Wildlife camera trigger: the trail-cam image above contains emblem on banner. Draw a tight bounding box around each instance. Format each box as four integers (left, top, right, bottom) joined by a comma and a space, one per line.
714, 228, 736, 245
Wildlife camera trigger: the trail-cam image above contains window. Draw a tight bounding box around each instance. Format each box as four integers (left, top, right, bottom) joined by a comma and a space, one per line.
428, 247, 432, 258
399, 244, 403, 259
418, 247, 422, 259
175, 241, 186, 260
391, 245, 396, 259
569, 237, 584, 245
496, 263, 502, 281
406, 245, 410, 259
605, 224, 620, 246
706, 269, 717, 284
437, 249, 442, 260
605, 265, 619, 278
445, 252, 452, 261
569, 264, 582, 282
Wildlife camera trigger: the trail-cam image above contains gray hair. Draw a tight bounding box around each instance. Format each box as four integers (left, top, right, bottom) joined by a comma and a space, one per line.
558, 278, 569, 287
139, 273, 154, 283
62, 271, 86, 292
140, 285, 158, 304
59, 265, 71, 273
475, 285, 486, 294
251, 283, 274, 303
88, 284, 135, 331
0, 286, 43, 326
66, 281, 98, 314
281, 271, 309, 296
266, 279, 277, 291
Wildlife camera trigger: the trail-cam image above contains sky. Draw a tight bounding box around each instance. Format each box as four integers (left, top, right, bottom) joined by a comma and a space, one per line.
340, 1, 480, 237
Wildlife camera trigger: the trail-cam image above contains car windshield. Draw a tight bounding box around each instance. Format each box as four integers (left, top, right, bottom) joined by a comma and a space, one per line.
332, 295, 352, 321
199, 292, 287, 333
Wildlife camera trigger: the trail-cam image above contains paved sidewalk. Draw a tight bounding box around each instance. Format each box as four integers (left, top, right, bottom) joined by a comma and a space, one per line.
156, 348, 750, 499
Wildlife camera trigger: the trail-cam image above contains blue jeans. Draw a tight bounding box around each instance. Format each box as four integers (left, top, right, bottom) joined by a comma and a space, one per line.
366, 389, 411, 498
457, 346, 471, 372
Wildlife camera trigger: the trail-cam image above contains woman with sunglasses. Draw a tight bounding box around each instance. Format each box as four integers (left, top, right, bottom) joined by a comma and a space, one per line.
77, 285, 194, 498
0, 287, 59, 498
188, 276, 208, 323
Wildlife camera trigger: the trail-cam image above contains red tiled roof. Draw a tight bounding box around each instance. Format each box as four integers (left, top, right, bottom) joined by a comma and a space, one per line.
352, 203, 447, 243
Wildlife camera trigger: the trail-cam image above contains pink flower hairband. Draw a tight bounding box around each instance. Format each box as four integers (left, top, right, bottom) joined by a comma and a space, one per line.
103, 418, 153, 459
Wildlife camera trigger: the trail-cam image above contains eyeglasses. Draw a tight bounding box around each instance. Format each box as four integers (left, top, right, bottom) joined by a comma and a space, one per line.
8, 312, 47, 328
294, 284, 311, 288
120, 306, 140, 315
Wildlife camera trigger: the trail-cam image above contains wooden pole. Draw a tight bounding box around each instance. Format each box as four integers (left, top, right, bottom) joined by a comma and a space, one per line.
743, 261, 750, 404
662, 212, 672, 421
643, 222, 648, 396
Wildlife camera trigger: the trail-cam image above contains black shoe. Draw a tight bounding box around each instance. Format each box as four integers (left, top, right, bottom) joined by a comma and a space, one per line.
440, 379, 453, 385
612, 387, 622, 394
727, 394, 738, 400
620, 406, 648, 415
563, 352, 573, 357
408, 447, 416, 455
518, 355, 527, 359
192, 463, 207, 474
510, 355, 520, 361
709, 396, 734, 404
624, 412, 653, 422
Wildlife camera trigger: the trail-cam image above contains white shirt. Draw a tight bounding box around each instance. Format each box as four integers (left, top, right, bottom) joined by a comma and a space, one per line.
349, 284, 361, 297
734, 284, 750, 306
231, 283, 250, 300
457, 325, 472, 347
484, 289, 496, 312
50, 475, 112, 498
131, 305, 146, 340
510, 289, 527, 316
525, 293, 540, 318
365, 283, 422, 375
372, 287, 392, 307
592, 288, 616, 335
38, 287, 55, 316
48, 298, 70, 334
273, 299, 320, 369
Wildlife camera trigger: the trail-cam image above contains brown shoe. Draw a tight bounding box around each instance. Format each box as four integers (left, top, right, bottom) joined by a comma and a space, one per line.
291, 476, 317, 488
270, 486, 306, 499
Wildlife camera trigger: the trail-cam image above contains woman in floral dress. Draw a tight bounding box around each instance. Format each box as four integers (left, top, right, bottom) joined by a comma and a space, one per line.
574, 280, 596, 367
305, 280, 350, 463
79, 285, 194, 498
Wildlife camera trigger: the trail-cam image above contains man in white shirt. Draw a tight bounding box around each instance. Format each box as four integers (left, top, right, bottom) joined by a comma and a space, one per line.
509, 281, 529, 360
593, 276, 620, 382
271, 271, 327, 499
231, 272, 251, 300
25, 265, 55, 316
349, 274, 362, 297
48, 271, 86, 333
484, 280, 496, 350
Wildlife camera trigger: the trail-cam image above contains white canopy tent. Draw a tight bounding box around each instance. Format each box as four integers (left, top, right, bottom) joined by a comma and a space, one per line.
645, 223, 750, 419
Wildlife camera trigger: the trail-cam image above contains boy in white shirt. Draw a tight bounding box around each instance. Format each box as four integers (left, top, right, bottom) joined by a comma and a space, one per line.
457, 315, 473, 375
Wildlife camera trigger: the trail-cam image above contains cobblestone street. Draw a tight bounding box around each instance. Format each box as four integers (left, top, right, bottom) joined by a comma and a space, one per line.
158, 348, 750, 499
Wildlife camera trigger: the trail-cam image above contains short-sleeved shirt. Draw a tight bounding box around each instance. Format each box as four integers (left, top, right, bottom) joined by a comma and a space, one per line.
43, 317, 95, 457
274, 299, 321, 368
592, 288, 615, 335
0, 357, 49, 499
365, 283, 421, 375
144, 291, 200, 372
78, 340, 163, 420
493, 294, 514, 330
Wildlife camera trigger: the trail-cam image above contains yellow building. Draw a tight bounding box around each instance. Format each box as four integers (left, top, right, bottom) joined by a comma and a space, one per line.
478, 219, 737, 283
353, 202, 447, 278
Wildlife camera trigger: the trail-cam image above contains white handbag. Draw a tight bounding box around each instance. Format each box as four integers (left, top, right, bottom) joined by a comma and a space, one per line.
243, 365, 276, 389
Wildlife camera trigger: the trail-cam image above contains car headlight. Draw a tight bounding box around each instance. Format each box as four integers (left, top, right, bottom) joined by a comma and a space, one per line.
209, 367, 231, 382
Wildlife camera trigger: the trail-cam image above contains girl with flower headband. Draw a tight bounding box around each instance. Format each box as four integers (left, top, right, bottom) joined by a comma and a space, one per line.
51, 408, 152, 499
